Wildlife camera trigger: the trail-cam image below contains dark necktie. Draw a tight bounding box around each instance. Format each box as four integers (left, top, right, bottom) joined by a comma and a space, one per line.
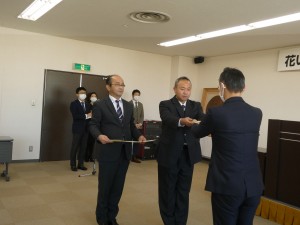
81, 102, 85, 111
135, 101, 138, 121
116, 100, 124, 122
182, 104, 186, 116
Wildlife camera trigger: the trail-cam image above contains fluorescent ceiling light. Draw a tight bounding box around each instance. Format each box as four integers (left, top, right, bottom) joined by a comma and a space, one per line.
159, 12, 300, 47
249, 12, 300, 28
159, 36, 201, 47
197, 25, 253, 40
18, 0, 63, 21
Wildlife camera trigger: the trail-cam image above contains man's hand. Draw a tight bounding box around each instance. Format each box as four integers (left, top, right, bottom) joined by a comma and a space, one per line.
180, 117, 194, 127
138, 135, 147, 144
87, 112, 92, 119
135, 123, 143, 129
98, 135, 112, 144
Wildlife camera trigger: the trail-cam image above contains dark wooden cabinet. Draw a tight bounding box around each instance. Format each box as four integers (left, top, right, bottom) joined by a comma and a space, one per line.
137, 121, 161, 160
264, 119, 300, 207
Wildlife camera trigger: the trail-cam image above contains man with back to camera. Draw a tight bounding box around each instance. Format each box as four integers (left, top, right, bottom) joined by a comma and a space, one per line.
69, 86, 92, 171
157, 76, 205, 225
89, 74, 146, 225
129, 89, 144, 163
192, 67, 264, 225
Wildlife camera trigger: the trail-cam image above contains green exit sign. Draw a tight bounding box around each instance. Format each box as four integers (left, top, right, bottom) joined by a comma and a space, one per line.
73, 63, 91, 71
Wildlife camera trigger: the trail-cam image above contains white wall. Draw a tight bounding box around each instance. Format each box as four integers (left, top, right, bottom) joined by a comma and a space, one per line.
169, 56, 199, 100
195, 48, 300, 148
0, 26, 171, 160
1, 25, 299, 160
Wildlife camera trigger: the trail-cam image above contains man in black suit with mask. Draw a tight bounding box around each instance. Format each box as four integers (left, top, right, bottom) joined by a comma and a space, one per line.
157, 76, 205, 225
192, 67, 263, 225
70, 86, 92, 171
90, 74, 146, 225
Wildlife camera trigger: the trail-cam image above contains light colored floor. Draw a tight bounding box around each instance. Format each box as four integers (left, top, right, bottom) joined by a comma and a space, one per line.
0, 160, 277, 225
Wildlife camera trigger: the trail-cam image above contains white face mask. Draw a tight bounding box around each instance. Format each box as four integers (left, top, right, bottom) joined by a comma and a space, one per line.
79, 94, 86, 101
133, 95, 140, 101
218, 82, 226, 102
90, 97, 97, 103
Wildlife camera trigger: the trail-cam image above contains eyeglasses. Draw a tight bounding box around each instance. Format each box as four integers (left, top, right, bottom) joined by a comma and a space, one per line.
111, 83, 126, 87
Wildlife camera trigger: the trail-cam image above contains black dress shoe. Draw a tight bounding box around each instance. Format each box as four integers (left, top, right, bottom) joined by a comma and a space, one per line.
131, 156, 141, 163
96, 217, 108, 225
71, 166, 77, 171
77, 165, 87, 170
98, 222, 108, 225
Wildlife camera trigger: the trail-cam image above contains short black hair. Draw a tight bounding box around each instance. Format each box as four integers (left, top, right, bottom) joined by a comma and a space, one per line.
174, 76, 191, 87
87, 92, 97, 99
106, 75, 117, 86
132, 89, 141, 96
219, 67, 245, 92
106, 75, 112, 86
76, 87, 86, 93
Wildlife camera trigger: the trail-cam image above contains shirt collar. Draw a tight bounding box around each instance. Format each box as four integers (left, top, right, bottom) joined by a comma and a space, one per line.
109, 95, 122, 103
178, 100, 187, 106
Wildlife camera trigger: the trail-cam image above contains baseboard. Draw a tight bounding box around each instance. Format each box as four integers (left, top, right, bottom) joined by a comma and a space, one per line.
11, 159, 40, 163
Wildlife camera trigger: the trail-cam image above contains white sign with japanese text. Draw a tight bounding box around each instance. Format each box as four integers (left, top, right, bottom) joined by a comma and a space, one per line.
278, 47, 300, 71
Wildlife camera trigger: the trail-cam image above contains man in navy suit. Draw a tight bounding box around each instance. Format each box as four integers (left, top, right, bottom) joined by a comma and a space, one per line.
90, 75, 146, 225
70, 86, 92, 171
157, 76, 205, 225
192, 67, 264, 225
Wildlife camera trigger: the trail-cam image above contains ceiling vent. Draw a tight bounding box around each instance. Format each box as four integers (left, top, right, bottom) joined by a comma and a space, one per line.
129, 11, 170, 23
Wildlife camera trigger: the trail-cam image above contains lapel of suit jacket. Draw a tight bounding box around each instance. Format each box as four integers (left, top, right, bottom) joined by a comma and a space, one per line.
122, 99, 133, 124
130, 100, 136, 112
171, 96, 184, 118
104, 97, 122, 124
76, 99, 85, 113
185, 100, 192, 117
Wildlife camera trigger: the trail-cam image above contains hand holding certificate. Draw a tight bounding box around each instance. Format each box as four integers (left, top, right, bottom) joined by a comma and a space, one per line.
180, 117, 201, 127
192, 119, 201, 124
110, 139, 155, 143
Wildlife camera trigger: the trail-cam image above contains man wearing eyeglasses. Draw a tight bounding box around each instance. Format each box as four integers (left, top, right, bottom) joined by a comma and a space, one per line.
90, 74, 146, 225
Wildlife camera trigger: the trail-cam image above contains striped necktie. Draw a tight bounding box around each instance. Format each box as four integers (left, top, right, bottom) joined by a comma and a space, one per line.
115, 100, 124, 122
81, 102, 85, 111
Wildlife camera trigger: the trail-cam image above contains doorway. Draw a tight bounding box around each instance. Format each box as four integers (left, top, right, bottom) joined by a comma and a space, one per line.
40, 70, 107, 161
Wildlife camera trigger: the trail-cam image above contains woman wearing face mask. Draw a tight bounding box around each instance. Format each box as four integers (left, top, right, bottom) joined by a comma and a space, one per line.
89, 92, 98, 106
85, 92, 98, 162
70, 87, 92, 171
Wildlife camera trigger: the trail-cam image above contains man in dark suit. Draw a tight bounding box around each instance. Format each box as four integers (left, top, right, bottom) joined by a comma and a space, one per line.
70, 86, 92, 171
90, 75, 146, 225
192, 67, 264, 225
157, 76, 205, 225
129, 89, 144, 163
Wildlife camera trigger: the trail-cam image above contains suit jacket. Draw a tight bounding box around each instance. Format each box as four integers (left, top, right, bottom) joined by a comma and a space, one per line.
89, 96, 141, 162
192, 97, 264, 197
70, 99, 91, 134
129, 100, 144, 124
157, 96, 205, 167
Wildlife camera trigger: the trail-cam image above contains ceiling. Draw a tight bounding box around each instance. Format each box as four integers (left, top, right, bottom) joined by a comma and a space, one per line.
1, 0, 300, 58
